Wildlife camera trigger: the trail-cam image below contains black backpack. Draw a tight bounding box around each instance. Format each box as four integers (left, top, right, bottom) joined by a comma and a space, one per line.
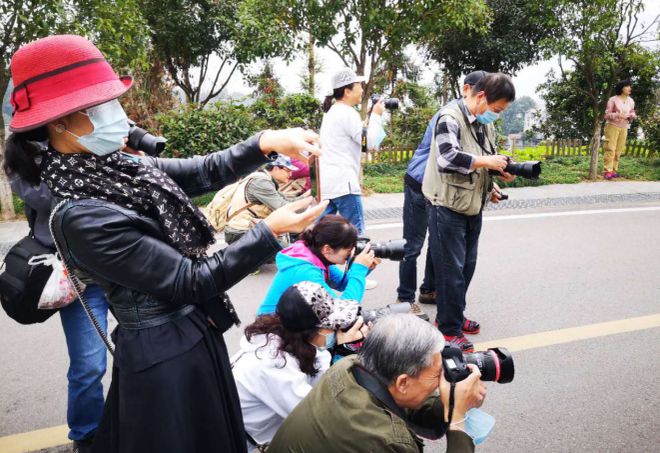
0, 234, 58, 324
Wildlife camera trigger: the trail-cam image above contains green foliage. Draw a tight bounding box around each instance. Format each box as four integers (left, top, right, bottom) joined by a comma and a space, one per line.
363, 162, 408, 193
385, 105, 438, 148
157, 103, 260, 158
539, 46, 660, 141
424, 0, 558, 89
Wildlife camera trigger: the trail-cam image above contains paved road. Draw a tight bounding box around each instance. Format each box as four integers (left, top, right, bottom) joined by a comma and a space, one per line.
1, 195, 659, 452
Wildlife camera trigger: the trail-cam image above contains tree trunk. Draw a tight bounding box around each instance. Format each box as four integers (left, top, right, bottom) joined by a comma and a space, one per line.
588, 118, 602, 180
0, 122, 16, 220
307, 32, 315, 96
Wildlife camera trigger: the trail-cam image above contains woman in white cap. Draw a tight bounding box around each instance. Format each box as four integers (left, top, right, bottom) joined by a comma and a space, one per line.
232, 281, 368, 451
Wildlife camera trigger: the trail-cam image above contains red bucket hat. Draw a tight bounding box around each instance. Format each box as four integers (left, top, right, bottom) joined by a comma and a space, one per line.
9, 34, 133, 133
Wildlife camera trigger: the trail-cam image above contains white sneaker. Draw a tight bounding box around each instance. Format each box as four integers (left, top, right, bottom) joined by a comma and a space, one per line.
365, 279, 378, 290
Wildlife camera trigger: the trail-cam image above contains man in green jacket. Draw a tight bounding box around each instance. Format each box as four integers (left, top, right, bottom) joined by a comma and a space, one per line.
268, 314, 486, 453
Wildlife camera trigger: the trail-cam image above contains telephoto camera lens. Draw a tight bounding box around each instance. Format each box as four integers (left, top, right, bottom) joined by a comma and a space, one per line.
442, 344, 514, 384
127, 120, 167, 156
355, 238, 407, 261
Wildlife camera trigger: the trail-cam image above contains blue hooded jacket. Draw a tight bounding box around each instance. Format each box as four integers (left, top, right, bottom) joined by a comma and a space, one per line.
258, 241, 369, 315
406, 100, 459, 185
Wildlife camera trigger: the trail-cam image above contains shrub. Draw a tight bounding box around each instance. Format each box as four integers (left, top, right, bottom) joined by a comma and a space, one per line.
157, 103, 260, 158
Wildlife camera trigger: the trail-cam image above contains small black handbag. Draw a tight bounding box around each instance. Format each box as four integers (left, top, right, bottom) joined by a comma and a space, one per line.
0, 235, 58, 324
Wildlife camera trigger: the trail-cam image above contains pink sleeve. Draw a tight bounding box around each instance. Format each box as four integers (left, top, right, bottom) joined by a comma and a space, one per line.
605, 97, 617, 121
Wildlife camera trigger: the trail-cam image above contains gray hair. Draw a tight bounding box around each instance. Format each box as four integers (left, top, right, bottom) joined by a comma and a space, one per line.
358, 314, 443, 384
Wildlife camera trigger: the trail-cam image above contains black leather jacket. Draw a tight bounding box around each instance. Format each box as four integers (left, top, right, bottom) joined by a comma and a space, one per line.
51, 134, 282, 332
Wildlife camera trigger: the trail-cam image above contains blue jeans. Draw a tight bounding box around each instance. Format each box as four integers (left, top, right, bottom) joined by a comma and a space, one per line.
321, 194, 365, 235
427, 205, 482, 336
59, 284, 109, 441
397, 183, 434, 301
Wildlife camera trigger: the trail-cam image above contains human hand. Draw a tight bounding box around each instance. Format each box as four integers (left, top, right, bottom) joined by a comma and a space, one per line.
497, 171, 515, 183
490, 182, 503, 204
372, 99, 386, 116
440, 364, 487, 429
353, 243, 379, 269
337, 316, 369, 344
263, 197, 328, 236
259, 128, 321, 163
477, 155, 509, 173
302, 189, 312, 198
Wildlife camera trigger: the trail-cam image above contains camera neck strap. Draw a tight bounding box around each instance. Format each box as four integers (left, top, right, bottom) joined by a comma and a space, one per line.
351, 364, 448, 440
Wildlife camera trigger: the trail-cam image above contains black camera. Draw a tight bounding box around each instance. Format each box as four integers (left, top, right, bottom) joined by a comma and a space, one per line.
360, 302, 411, 325
355, 238, 406, 261
489, 155, 541, 180
370, 94, 400, 111
127, 120, 167, 156
441, 343, 514, 384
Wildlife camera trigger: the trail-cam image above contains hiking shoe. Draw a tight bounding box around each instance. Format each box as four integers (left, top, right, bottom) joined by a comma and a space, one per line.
365, 279, 378, 290
444, 334, 475, 353
418, 290, 436, 305
395, 299, 429, 322
73, 437, 94, 453
604, 171, 615, 180
462, 318, 480, 335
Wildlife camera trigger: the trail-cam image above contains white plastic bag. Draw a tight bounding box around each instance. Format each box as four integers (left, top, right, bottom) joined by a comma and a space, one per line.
27, 254, 82, 309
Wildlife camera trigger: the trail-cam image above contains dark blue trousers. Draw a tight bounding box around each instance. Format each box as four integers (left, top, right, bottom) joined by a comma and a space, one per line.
427, 204, 482, 336
397, 183, 434, 301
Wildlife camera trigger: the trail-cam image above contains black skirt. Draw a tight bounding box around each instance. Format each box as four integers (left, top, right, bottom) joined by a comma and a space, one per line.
92, 309, 247, 453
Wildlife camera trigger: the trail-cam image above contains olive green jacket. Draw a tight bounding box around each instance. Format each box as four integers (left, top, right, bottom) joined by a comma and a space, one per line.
268, 356, 475, 453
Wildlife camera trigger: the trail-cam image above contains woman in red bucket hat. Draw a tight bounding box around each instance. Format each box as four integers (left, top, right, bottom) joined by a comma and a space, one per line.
5, 34, 327, 453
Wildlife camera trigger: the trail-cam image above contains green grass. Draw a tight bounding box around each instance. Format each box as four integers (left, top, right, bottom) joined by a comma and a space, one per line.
192, 192, 215, 207
362, 156, 660, 193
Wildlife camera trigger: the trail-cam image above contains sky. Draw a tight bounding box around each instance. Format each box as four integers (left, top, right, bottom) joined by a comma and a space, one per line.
224, 0, 659, 109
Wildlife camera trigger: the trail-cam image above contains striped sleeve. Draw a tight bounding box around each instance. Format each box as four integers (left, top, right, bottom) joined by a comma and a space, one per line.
434, 116, 475, 174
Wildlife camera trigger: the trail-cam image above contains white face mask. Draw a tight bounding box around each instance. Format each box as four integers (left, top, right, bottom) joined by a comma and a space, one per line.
66, 99, 129, 156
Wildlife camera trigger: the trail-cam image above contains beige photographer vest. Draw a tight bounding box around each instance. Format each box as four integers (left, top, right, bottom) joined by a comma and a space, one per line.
422, 103, 494, 216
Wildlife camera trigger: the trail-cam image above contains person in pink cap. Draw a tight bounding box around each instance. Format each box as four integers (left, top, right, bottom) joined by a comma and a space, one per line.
5, 34, 327, 453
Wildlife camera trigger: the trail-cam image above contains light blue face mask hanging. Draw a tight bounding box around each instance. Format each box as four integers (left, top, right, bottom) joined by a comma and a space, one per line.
69, 99, 129, 156
463, 408, 495, 445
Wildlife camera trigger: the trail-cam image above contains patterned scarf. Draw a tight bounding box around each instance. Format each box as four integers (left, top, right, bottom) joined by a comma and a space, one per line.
41, 148, 215, 257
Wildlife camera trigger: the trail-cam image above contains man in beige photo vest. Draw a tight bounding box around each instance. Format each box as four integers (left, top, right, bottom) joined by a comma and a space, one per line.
422, 73, 516, 352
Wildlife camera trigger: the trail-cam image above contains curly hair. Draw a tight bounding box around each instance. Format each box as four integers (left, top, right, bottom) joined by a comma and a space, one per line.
244, 314, 321, 377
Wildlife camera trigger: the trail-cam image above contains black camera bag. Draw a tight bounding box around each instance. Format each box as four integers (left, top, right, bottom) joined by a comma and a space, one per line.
0, 235, 58, 324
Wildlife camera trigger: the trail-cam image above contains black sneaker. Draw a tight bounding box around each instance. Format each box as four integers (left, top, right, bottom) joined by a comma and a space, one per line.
396, 299, 430, 322
73, 436, 94, 453
418, 290, 436, 305
444, 334, 475, 353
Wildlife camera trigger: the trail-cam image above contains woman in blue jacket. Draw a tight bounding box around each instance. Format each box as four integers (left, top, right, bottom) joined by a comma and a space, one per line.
259, 215, 380, 315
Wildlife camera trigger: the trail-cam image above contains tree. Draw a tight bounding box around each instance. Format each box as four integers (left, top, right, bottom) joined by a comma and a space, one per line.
547, 0, 659, 178
424, 0, 560, 95
500, 96, 538, 135
242, 0, 489, 116
1, 0, 64, 219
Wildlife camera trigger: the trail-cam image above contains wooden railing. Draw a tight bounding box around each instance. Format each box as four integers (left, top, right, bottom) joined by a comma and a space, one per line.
544, 140, 656, 158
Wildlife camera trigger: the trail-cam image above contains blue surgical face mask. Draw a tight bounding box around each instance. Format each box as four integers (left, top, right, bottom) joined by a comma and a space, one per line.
464, 408, 495, 445
67, 99, 129, 156
316, 331, 337, 352
476, 109, 499, 125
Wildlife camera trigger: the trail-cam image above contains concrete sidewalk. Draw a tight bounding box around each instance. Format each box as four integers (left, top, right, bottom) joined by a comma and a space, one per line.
1, 181, 659, 244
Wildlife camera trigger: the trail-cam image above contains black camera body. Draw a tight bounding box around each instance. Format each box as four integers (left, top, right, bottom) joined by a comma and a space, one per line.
370, 94, 400, 111
441, 344, 514, 384
355, 238, 406, 261
488, 155, 541, 180
127, 120, 167, 156
361, 302, 411, 325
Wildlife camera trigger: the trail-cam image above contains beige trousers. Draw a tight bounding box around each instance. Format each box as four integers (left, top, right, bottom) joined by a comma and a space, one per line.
603, 123, 628, 172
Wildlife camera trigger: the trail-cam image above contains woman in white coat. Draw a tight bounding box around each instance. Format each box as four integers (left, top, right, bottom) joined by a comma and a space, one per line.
231, 281, 368, 450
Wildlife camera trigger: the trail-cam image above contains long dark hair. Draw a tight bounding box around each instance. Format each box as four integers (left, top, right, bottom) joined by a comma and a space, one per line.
322, 83, 355, 113
3, 127, 49, 186
301, 215, 358, 264
244, 314, 320, 377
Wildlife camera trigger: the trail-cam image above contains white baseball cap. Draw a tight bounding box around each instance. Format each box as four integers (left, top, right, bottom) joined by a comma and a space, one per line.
331, 68, 366, 90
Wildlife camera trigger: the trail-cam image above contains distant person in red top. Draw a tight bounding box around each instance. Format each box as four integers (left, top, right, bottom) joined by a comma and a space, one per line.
603, 79, 636, 180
